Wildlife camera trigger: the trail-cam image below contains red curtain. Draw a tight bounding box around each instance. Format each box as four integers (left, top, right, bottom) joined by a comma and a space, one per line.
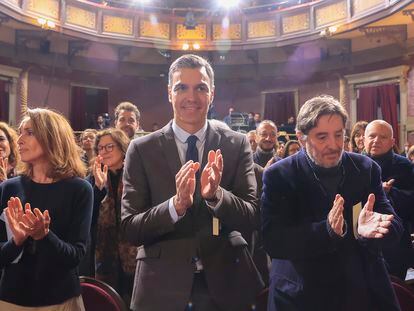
0, 81, 9, 122
357, 86, 377, 122
264, 92, 295, 126
357, 84, 399, 146
70, 86, 87, 131
378, 84, 399, 146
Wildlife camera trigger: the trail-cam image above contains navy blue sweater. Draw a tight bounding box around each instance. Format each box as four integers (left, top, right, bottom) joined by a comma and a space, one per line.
0, 176, 93, 307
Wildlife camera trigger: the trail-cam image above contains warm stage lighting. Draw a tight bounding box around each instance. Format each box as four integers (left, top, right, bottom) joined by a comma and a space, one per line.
193, 43, 200, 50
219, 0, 240, 9
182, 43, 190, 50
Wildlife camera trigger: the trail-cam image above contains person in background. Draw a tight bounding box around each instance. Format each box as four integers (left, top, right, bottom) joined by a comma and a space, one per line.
79, 128, 97, 172
0, 122, 20, 182
247, 130, 258, 152
0, 108, 93, 309
254, 113, 262, 129
96, 115, 106, 130
364, 120, 414, 280
248, 112, 256, 131
350, 121, 368, 153
114, 101, 141, 139
223, 107, 234, 126
262, 95, 402, 311
254, 120, 279, 167
151, 122, 160, 132
90, 128, 136, 303
282, 140, 301, 158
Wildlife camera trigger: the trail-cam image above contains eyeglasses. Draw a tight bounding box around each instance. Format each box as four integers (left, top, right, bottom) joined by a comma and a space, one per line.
97, 143, 116, 153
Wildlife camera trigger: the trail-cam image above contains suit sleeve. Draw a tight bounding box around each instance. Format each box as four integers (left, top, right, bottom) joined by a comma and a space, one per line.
212, 135, 259, 232
261, 167, 340, 260
121, 141, 176, 246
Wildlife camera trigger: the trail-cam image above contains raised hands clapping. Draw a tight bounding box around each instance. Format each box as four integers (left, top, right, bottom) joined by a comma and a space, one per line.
4, 197, 50, 245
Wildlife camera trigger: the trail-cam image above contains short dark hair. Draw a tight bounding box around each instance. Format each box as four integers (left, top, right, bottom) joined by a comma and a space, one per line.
296, 95, 348, 135
95, 128, 130, 156
114, 102, 140, 122
168, 54, 214, 87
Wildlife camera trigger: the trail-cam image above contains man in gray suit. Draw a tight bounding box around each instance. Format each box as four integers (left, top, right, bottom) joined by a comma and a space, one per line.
121, 54, 264, 311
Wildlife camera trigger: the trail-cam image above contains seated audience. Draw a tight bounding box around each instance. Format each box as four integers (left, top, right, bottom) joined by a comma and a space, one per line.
0, 122, 20, 182
90, 128, 136, 302
0, 108, 93, 309
350, 121, 368, 153
364, 120, 414, 280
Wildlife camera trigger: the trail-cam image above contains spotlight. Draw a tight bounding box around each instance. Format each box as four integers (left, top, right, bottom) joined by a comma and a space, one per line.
182, 43, 190, 50
46, 20, 55, 29
219, 0, 240, 9
193, 43, 200, 50
37, 18, 46, 26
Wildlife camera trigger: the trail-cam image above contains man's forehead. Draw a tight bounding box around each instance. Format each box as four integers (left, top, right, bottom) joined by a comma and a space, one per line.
311, 115, 344, 132
171, 67, 211, 84
119, 110, 137, 119
366, 123, 392, 137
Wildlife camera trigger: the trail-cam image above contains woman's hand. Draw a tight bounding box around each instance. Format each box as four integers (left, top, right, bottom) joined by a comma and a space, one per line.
4, 197, 29, 246
0, 157, 8, 182
93, 155, 108, 190
21, 204, 51, 241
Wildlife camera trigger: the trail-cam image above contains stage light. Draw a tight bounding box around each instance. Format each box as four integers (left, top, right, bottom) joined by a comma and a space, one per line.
46, 20, 55, 29
219, 0, 240, 9
193, 43, 200, 50
182, 43, 190, 50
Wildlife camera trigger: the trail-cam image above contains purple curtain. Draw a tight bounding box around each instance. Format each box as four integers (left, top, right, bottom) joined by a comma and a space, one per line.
0, 81, 9, 122
378, 84, 399, 146
264, 92, 295, 125
70, 86, 87, 131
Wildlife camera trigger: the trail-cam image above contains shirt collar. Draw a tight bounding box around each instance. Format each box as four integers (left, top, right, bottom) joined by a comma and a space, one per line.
172, 120, 208, 144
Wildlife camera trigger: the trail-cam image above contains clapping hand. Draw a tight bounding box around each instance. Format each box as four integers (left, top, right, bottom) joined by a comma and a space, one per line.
4, 197, 27, 246
382, 179, 395, 193
357, 193, 393, 238
174, 160, 200, 216
93, 155, 108, 190
201, 150, 223, 200
21, 203, 50, 240
328, 194, 345, 236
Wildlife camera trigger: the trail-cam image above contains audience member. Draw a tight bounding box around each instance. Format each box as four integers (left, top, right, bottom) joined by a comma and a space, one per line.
96, 114, 106, 130
350, 120, 368, 153
89, 128, 136, 302
79, 128, 97, 172
223, 107, 234, 126
254, 113, 262, 128
364, 120, 414, 280
253, 120, 280, 167
151, 122, 160, 132
114, 101, 141, 139
262, 95, 403, 310
0, 122, 20, 182
282, 139, 300, 158
248, 112, 256, 131
0, 108, 93, 309
121, 54, 263, 311
247, 130, 258, 152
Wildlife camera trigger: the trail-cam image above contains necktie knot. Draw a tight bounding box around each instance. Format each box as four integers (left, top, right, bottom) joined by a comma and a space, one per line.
186, 135, 198, 163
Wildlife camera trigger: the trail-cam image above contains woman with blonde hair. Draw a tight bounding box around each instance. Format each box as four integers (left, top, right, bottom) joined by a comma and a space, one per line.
0, 122, 20, 182
0, 108, 93, 310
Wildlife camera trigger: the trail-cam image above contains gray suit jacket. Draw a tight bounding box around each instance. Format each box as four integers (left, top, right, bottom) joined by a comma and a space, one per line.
121, 120, 264, 311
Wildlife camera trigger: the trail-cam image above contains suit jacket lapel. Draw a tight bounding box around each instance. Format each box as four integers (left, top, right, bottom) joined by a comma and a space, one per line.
159, 121, 182, 178
201, 121, 221, 169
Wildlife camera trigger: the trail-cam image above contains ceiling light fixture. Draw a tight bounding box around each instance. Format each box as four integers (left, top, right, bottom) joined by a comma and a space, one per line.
219, 0, 240, 9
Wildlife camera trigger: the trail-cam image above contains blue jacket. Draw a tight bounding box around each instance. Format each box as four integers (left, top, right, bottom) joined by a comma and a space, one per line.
262, 150, 403, 311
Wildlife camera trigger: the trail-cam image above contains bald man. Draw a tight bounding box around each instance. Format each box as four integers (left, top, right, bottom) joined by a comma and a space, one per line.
365, 120, 414, 279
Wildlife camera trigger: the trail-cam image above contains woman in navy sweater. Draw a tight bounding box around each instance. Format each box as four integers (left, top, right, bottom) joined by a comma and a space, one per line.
0, 108, 93, 309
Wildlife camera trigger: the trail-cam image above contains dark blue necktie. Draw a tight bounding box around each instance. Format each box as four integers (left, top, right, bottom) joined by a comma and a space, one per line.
186, 135, 198, 163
